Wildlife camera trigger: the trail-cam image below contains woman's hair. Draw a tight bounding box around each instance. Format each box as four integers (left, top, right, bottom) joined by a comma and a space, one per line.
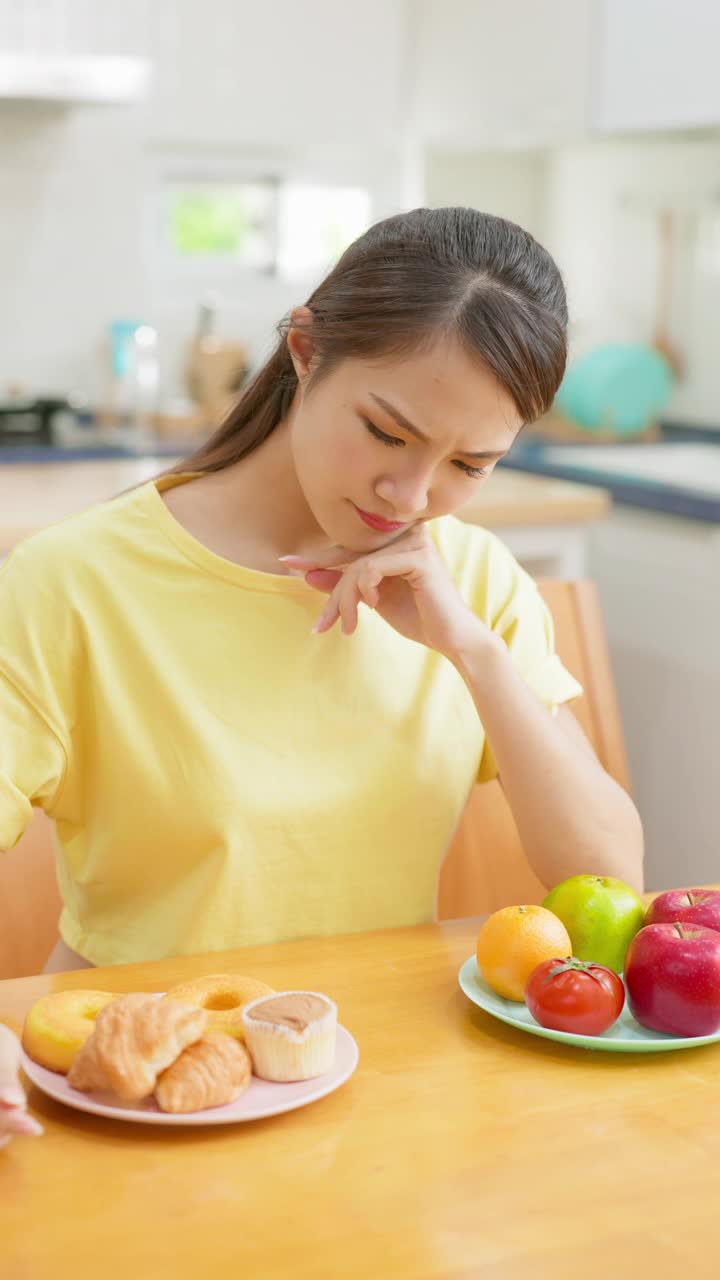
177, 206, 568, 474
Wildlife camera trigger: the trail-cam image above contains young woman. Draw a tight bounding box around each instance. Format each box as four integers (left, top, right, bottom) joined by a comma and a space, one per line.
0, 208, 643, 1138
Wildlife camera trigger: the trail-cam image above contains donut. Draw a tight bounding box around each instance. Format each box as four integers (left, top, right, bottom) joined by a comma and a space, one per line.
22, 990, 118, 1074
162, 974, 275, 1040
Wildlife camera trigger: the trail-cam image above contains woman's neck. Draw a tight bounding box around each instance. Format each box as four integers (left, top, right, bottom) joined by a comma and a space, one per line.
164, 418, 331, 573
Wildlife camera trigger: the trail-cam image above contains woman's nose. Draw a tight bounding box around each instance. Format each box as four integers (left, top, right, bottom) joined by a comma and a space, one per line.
375, 468, 431, 521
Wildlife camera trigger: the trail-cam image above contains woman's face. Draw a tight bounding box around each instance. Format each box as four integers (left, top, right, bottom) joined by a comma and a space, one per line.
289, 335, 523, 552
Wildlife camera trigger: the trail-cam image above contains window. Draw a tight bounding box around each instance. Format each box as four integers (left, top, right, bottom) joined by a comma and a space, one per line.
168, 180, 279, 270
277, 185, 371, 280
157, 171, 371, 280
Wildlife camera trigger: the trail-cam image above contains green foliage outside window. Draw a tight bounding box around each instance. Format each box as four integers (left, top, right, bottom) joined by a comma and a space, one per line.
172, 193, 254, 255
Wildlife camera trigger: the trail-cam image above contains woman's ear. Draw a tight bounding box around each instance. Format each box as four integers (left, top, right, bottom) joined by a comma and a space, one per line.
287, 306, 316, 381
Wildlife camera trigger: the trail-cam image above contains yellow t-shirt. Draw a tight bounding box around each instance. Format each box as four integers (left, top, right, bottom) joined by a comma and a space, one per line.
0, 474, 582, 965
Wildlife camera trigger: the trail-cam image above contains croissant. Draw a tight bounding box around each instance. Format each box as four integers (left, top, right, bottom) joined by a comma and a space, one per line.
68, 993, 207, 1102
154, 1032, 252, 1114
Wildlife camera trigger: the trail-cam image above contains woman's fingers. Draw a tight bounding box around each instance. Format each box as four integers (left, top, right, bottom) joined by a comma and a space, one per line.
0, 1023, 42, 1143
1, 1107, 43, 1138
307, 544, 428, 636
303, 568, 343, 593
313, 565, 382, 636
0, 1024, 23, 1095
337, 574, 361, 636
358, 565, 381, 610
279, 554, 351, 572
311, 581, 343, 634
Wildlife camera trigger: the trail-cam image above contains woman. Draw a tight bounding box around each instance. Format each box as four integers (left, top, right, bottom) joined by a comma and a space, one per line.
0, 208, 643, 1138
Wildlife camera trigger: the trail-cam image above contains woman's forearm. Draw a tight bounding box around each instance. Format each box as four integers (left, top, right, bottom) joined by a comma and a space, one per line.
451, 630, 645, 894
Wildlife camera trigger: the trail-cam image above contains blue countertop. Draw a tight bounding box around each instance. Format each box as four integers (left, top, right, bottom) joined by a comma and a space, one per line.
0, 442, 183, 463
501, 425, 720, 524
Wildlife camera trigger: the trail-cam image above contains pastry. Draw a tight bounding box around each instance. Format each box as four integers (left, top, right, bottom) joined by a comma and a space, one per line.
241, 991, 337, 1082
68, 993, 206, 1101
154, 1032, 252, 1113
162, 974, 274, 1040
22, 990, 118, 1074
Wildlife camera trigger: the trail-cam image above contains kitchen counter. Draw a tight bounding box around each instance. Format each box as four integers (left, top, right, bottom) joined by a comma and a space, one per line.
0, 457, 174, 553
0, 459, 609, 572
505, 433, 720, 523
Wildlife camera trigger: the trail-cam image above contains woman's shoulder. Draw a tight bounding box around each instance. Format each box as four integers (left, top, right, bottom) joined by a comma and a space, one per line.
429, 513, 519, 579
430, 513, 536, 622
1, 483, 153, 588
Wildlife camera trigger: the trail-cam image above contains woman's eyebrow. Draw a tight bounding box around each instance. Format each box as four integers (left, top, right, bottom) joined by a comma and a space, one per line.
368, 393, 507, 461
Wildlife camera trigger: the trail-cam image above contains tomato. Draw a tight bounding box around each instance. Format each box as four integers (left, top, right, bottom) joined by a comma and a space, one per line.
525, 957, 625, 1036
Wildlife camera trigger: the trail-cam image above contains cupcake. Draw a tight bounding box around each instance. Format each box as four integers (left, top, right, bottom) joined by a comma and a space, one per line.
241, 991, 337, 1082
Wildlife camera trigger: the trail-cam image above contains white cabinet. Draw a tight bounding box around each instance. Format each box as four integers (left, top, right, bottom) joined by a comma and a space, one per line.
592, 0, 720, 133
144, 0, 405, 146
412, 0, 593, 147
586, 507, 720, 890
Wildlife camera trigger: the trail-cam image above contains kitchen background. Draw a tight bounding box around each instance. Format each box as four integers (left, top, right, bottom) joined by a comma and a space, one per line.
1, 0, 718, 888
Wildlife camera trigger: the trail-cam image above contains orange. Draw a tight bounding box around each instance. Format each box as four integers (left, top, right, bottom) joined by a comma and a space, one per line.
476, 904, 572, 1002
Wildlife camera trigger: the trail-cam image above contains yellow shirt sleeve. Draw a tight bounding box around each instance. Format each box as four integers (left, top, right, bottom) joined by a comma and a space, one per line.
0, 670, 68, 849
0, 543, 72, 849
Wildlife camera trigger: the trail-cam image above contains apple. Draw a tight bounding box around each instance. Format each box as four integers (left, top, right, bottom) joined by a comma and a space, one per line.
624, 922, 720, 1037
645, 888, 720, 934
542, 875, 646, 974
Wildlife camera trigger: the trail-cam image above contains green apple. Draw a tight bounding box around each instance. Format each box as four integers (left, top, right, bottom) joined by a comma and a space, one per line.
542, 875, 646, 974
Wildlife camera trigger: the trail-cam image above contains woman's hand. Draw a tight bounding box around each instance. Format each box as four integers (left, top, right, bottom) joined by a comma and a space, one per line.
0, 1023, 43, 1147
281, 523, 497, 661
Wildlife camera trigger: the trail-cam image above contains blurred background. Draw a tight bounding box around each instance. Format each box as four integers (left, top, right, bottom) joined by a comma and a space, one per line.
0, 0, 718, 888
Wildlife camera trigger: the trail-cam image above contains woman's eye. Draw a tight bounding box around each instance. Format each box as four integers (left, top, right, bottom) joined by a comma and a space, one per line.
454, 461, 490, 479
365, 417, 490, 479
364, 419, 404, 448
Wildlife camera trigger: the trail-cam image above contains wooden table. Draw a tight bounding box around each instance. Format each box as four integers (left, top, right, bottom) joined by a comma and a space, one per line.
2, 905, 719, 1279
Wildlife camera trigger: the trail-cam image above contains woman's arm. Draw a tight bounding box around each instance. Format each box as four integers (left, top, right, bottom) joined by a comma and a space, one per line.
0, 1023, 43, 1146
283, 527, 644, 895
451, 629, 645, 894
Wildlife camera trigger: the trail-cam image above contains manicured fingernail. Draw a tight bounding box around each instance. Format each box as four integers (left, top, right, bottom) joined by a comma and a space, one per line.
0, 1087, 25, 1109
13, 1112, 43, 1137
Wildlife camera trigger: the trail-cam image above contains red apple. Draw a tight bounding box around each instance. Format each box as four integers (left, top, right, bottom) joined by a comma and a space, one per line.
645, 888, 720, 934
624, 923, 720, 1037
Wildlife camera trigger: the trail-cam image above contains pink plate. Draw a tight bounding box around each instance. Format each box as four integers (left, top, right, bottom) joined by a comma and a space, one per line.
20, 1025, 359, 1127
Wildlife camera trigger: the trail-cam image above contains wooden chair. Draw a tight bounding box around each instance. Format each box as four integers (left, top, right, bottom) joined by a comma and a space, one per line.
437, 578, 631, 920
0, 579, 628, 978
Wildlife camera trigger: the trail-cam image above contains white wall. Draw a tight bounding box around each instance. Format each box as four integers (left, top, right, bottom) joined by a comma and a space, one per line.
425, 148, 549, 242
412, 0, 593, 147
542, 136, 720, 427
2, 1, 720, 428
0, 0, 409, 402
593, 0, 720, 133
0, 103, 147, 400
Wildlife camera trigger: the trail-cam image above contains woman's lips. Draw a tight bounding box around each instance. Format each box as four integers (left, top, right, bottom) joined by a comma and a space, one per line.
353, 505, 407, 533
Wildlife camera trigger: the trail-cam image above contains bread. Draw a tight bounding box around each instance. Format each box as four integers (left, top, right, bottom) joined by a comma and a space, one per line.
155, 1032, 252, 1113
68, 993, 207, 1102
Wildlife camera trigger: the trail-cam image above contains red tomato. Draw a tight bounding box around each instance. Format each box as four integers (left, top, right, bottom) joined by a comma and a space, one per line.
525, 957, 625, 1035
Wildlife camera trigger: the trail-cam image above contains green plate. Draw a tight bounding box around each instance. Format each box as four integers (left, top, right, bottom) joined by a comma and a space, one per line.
458, 956, 720, 1053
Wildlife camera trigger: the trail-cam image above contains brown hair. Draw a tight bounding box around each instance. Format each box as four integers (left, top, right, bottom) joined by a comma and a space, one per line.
176, 206, 567, 475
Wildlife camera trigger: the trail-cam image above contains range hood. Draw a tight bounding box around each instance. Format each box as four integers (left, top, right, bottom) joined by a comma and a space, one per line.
0, 53, 151, 104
